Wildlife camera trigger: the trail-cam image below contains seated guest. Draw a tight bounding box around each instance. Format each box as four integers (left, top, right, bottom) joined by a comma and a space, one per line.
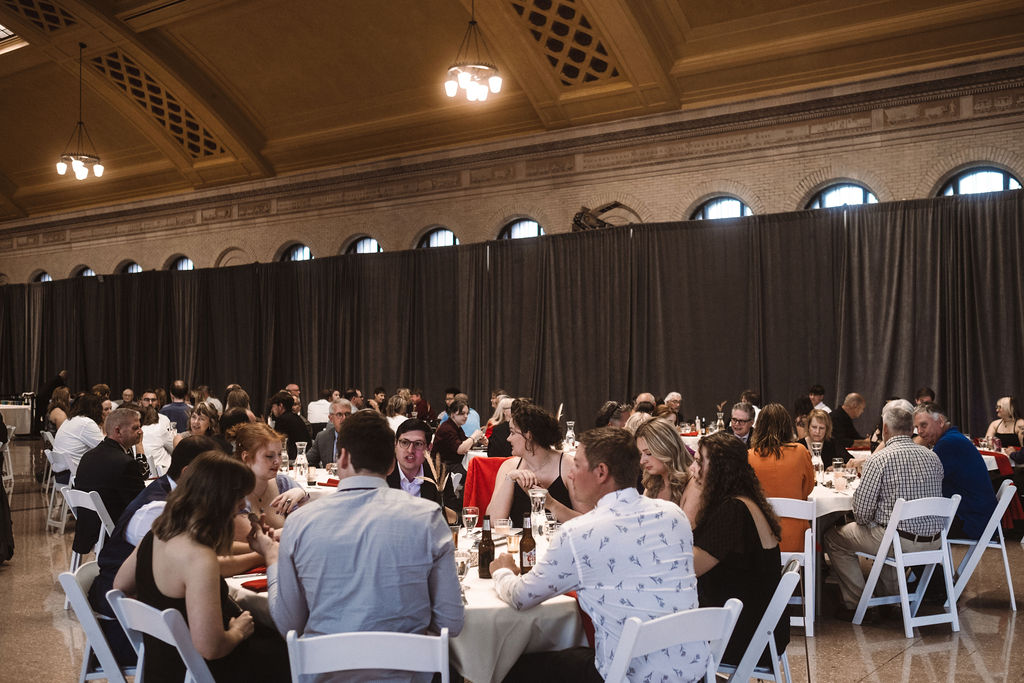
306, 399, 352, 468
801, 408, 851, 465
792, 396, 813, 440
693, 432, 788, 668
808, 384, 831, 413
89, 436, 220, 664
387, 419, 454, 520
487, 396, 514, 458
140, 405, 174, 475
46, 386, 71, 432
653, 404, 678, 425
174, 402, 230, 452
484, 393, 509, 438
159, 379, 191, 434
114, 452, 290, 682
914, 402, 997, 539
267, 391, 311, 460
306, 389, 332, 437
594, 400, 630, 428
984, 396, 1024, 451
741, 389, 762, 424
623, 410, 652, 435
437, 392, 482, 435
664, 390, 685, 422
410, 388, 431, 420
224, 387, 257, 423
431, 398, 483, 477
727, 401, 756, 445
747, 403, 814, 552
259, 410, 463, 677
831, 392, 872, 450
915, 386, 936, 405
52, 392, 105, 481
488, 400, 577, 523
370, 386, 387, 413
384, 394, 409, 433
634, 418, 700, 524
72, 407, 147, 559
218, 407, 253, 442
231, 422, 309, 530
490, 427, 709, 683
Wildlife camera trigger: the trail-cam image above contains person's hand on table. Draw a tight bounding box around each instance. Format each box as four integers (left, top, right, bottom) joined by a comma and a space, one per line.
271, 489, 308, 515
490, 552, 519, 576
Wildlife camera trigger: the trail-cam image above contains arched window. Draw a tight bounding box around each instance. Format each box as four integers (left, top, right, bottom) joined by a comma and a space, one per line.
417, 228, 458, 248
121, 262, 142, 274
76, 266, 96, 277
499, 219, 545, 239
170, 257, 194, 271
281, 243, 313, 261
806, 183, 878, 209
690, 196, 753, 220
34, 271, 53, 283
346, 237, 382, 254
940, 167, 1022, 195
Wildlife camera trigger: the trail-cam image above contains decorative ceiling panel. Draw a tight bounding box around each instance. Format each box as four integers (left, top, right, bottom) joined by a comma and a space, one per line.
1, 0, 74, 32
510, 0, 621, 87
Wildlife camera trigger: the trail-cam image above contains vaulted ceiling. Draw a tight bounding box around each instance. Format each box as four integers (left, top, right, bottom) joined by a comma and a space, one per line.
1, 0, 1022, 223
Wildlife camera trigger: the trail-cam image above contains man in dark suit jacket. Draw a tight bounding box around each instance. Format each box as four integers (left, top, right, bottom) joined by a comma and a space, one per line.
832, 393, 872, 450
269, 391, 312, 460
71, 407, 146, 556
387, 419, 443, 506
307, 398, 352, 468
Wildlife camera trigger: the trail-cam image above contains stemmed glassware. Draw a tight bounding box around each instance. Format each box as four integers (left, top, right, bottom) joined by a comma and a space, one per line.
462, 506, 479, 533
454, 549, 471, 602
809, 442, 823, 485
564, 421, 576, 451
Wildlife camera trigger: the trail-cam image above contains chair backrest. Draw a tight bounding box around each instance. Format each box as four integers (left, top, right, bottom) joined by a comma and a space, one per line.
58, 562, 132, 683
767, 497, 816, 522
884, 495, 961, 551
463, 456, 509, 521
62, 488, 116, 553
42, 430, 55, 448
285, 629, 450, 682
722, 559, 802, 682
3, 424, 13, 450
46, 448, 75, 484
604, 598, 743, 683
106, 589, 215, 683
983, 481, 1017, 543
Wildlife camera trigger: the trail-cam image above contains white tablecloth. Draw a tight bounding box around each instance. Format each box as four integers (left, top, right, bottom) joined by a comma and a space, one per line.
0, 404, 32, 435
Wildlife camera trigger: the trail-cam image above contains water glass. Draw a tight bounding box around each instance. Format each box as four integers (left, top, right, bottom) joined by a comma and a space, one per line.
462, 506, 479, 531
507, 530, 522, 554
454, 550, 470, 583
449, 525, 461, 549
494, 518, 512, 538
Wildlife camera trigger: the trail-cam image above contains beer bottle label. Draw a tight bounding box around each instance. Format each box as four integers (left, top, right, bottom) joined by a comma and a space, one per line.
523, 548, 536, 567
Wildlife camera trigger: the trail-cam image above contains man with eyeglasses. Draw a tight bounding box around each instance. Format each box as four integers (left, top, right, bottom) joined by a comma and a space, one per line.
306, 398, 352, 468
139, 388, 172, 431
387, 419, 443, 505
727, 401, 755, 445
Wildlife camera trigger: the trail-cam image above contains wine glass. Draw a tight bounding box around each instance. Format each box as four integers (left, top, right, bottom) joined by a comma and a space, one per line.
462, 506, 479, 533
454, 550, 470, 584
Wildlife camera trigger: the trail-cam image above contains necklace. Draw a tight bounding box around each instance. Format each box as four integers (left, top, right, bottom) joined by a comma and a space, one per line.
251, 483, 270, 514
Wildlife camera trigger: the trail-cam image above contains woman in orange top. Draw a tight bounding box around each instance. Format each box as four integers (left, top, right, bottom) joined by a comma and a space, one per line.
747, 403, 815, 552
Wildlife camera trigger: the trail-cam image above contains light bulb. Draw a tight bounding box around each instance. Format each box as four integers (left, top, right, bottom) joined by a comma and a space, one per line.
56, 160, 68, 175
457, 69, 471, 89
489, 75, 502, 93
466, 86, 478, 102
71, 157, 84, 171
93, 163, 104, 178
478, 84, 489, 101
74, 166, 88, 180
444, 79, 458, 97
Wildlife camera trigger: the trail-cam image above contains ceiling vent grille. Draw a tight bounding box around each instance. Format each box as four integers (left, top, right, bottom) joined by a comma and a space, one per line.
90, 49, 226, 159
510, 0, 620, 87
1, 0, 75, 32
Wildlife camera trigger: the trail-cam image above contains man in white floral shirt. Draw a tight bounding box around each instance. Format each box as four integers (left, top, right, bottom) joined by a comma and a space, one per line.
490, 427, 709, 683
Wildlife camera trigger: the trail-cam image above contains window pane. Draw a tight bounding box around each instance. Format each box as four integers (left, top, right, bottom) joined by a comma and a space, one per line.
419, 229, 458, 248
820, 184, 875, 208
1011, 177, 1022, 190
692, 196, 752, 220
35, 272, 52, 282
349, 237, 382, 254
79, 267, 96, 277
285, 244, 312, 261
959, 170, 1004, 194
124, 262, 142, 274
502, 219, 544, 239
172, 257, 194, 271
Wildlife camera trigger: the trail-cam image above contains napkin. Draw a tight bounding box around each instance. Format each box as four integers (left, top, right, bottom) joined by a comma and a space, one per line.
241, 577, 268, 592
680, 431, 698, 437
319, 477, 340, 487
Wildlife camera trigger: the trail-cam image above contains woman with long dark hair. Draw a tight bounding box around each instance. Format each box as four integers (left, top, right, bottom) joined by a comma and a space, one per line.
692, 431, 788, 668
113, 451, 289, 681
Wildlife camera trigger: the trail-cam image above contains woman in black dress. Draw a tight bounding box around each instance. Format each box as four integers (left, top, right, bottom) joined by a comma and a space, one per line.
691, 431, 788, 668
114, 451, 289, 682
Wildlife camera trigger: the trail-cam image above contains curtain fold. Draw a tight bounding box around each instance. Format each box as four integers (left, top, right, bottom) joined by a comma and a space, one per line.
2, 191, 1020, 437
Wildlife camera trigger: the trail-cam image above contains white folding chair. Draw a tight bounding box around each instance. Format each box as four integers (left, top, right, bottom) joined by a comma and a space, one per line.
948, 481, 1016, 611
58, 561, 136, 683
286, 628, 450, 683
768, 497, 816, 636
41, 433, 56, 498
61, 488, 116, 572
1, 427, 13, 497
107, 589, 215, 683
718, 559, 801, 683
45, 449, 74, 532
853, 495, 961, 638
604, 598, 743, 683
42, 429, 55, 449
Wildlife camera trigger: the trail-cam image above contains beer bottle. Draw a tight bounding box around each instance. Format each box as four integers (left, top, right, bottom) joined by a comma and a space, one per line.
520, 514, 537, 574
478, 515, 494, 579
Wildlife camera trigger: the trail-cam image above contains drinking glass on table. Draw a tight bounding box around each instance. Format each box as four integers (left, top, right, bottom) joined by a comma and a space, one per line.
493, 518, 512, 538
506, 529, 522, 554
462, 506, 479, 532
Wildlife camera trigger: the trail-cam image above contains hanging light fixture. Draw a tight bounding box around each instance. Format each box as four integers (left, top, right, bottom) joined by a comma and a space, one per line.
443, 0, 502, 102
56, 42, 104, 180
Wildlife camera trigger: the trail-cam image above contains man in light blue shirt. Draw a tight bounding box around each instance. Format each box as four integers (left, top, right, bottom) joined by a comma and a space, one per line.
259, 410, 463, 682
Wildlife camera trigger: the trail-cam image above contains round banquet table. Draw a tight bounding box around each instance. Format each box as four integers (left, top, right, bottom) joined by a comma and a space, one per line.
226, 530, 586, 683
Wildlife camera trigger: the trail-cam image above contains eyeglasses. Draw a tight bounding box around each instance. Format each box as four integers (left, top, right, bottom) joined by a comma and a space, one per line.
730, 417, 752, 424
398, 438, 427, 451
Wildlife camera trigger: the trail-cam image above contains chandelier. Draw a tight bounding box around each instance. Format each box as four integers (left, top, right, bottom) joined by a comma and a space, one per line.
443, 0, 502, 102
56, 42, 104, 180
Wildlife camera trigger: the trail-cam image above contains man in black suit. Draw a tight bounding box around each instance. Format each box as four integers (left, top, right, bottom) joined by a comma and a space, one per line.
307, 398, 352, 468
269, 391, 312, 460
71, 406, 146, 557
726, 401, 755, 445
387, 419, 443, 506
832, 392, 872, 450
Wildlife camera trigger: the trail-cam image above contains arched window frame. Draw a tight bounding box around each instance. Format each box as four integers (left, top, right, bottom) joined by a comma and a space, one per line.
169, 256, 194, 271
417, 228, 459, 249
346, 237, 383, 254
33, 271, 53, 283
498, 219, 545, 239
281, 243, 313, 262
121, 262, 142, 274
940, 166, 1022, 196
806, 183, 878, 209
690, 196, 753, 221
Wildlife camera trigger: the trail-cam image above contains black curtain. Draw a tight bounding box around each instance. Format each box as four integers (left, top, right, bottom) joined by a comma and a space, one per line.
2, 191, 1021, 437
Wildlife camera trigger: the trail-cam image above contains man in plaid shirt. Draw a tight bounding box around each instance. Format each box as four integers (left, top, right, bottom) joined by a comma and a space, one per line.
824, 400, 944, 619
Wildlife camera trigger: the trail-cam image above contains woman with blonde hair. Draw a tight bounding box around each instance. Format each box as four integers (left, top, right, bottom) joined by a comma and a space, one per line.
985, 396, 1024, 451
384, 395, 408, 432
634, 418, 700, 524
485, 394, 510, 438
113, 451, 289, 681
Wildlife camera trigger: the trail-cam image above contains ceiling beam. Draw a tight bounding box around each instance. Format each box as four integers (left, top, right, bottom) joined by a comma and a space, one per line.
0, 172, 27, 219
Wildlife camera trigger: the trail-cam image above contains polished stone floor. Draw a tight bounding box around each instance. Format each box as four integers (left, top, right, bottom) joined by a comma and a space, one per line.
2, 437, 1022, 682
